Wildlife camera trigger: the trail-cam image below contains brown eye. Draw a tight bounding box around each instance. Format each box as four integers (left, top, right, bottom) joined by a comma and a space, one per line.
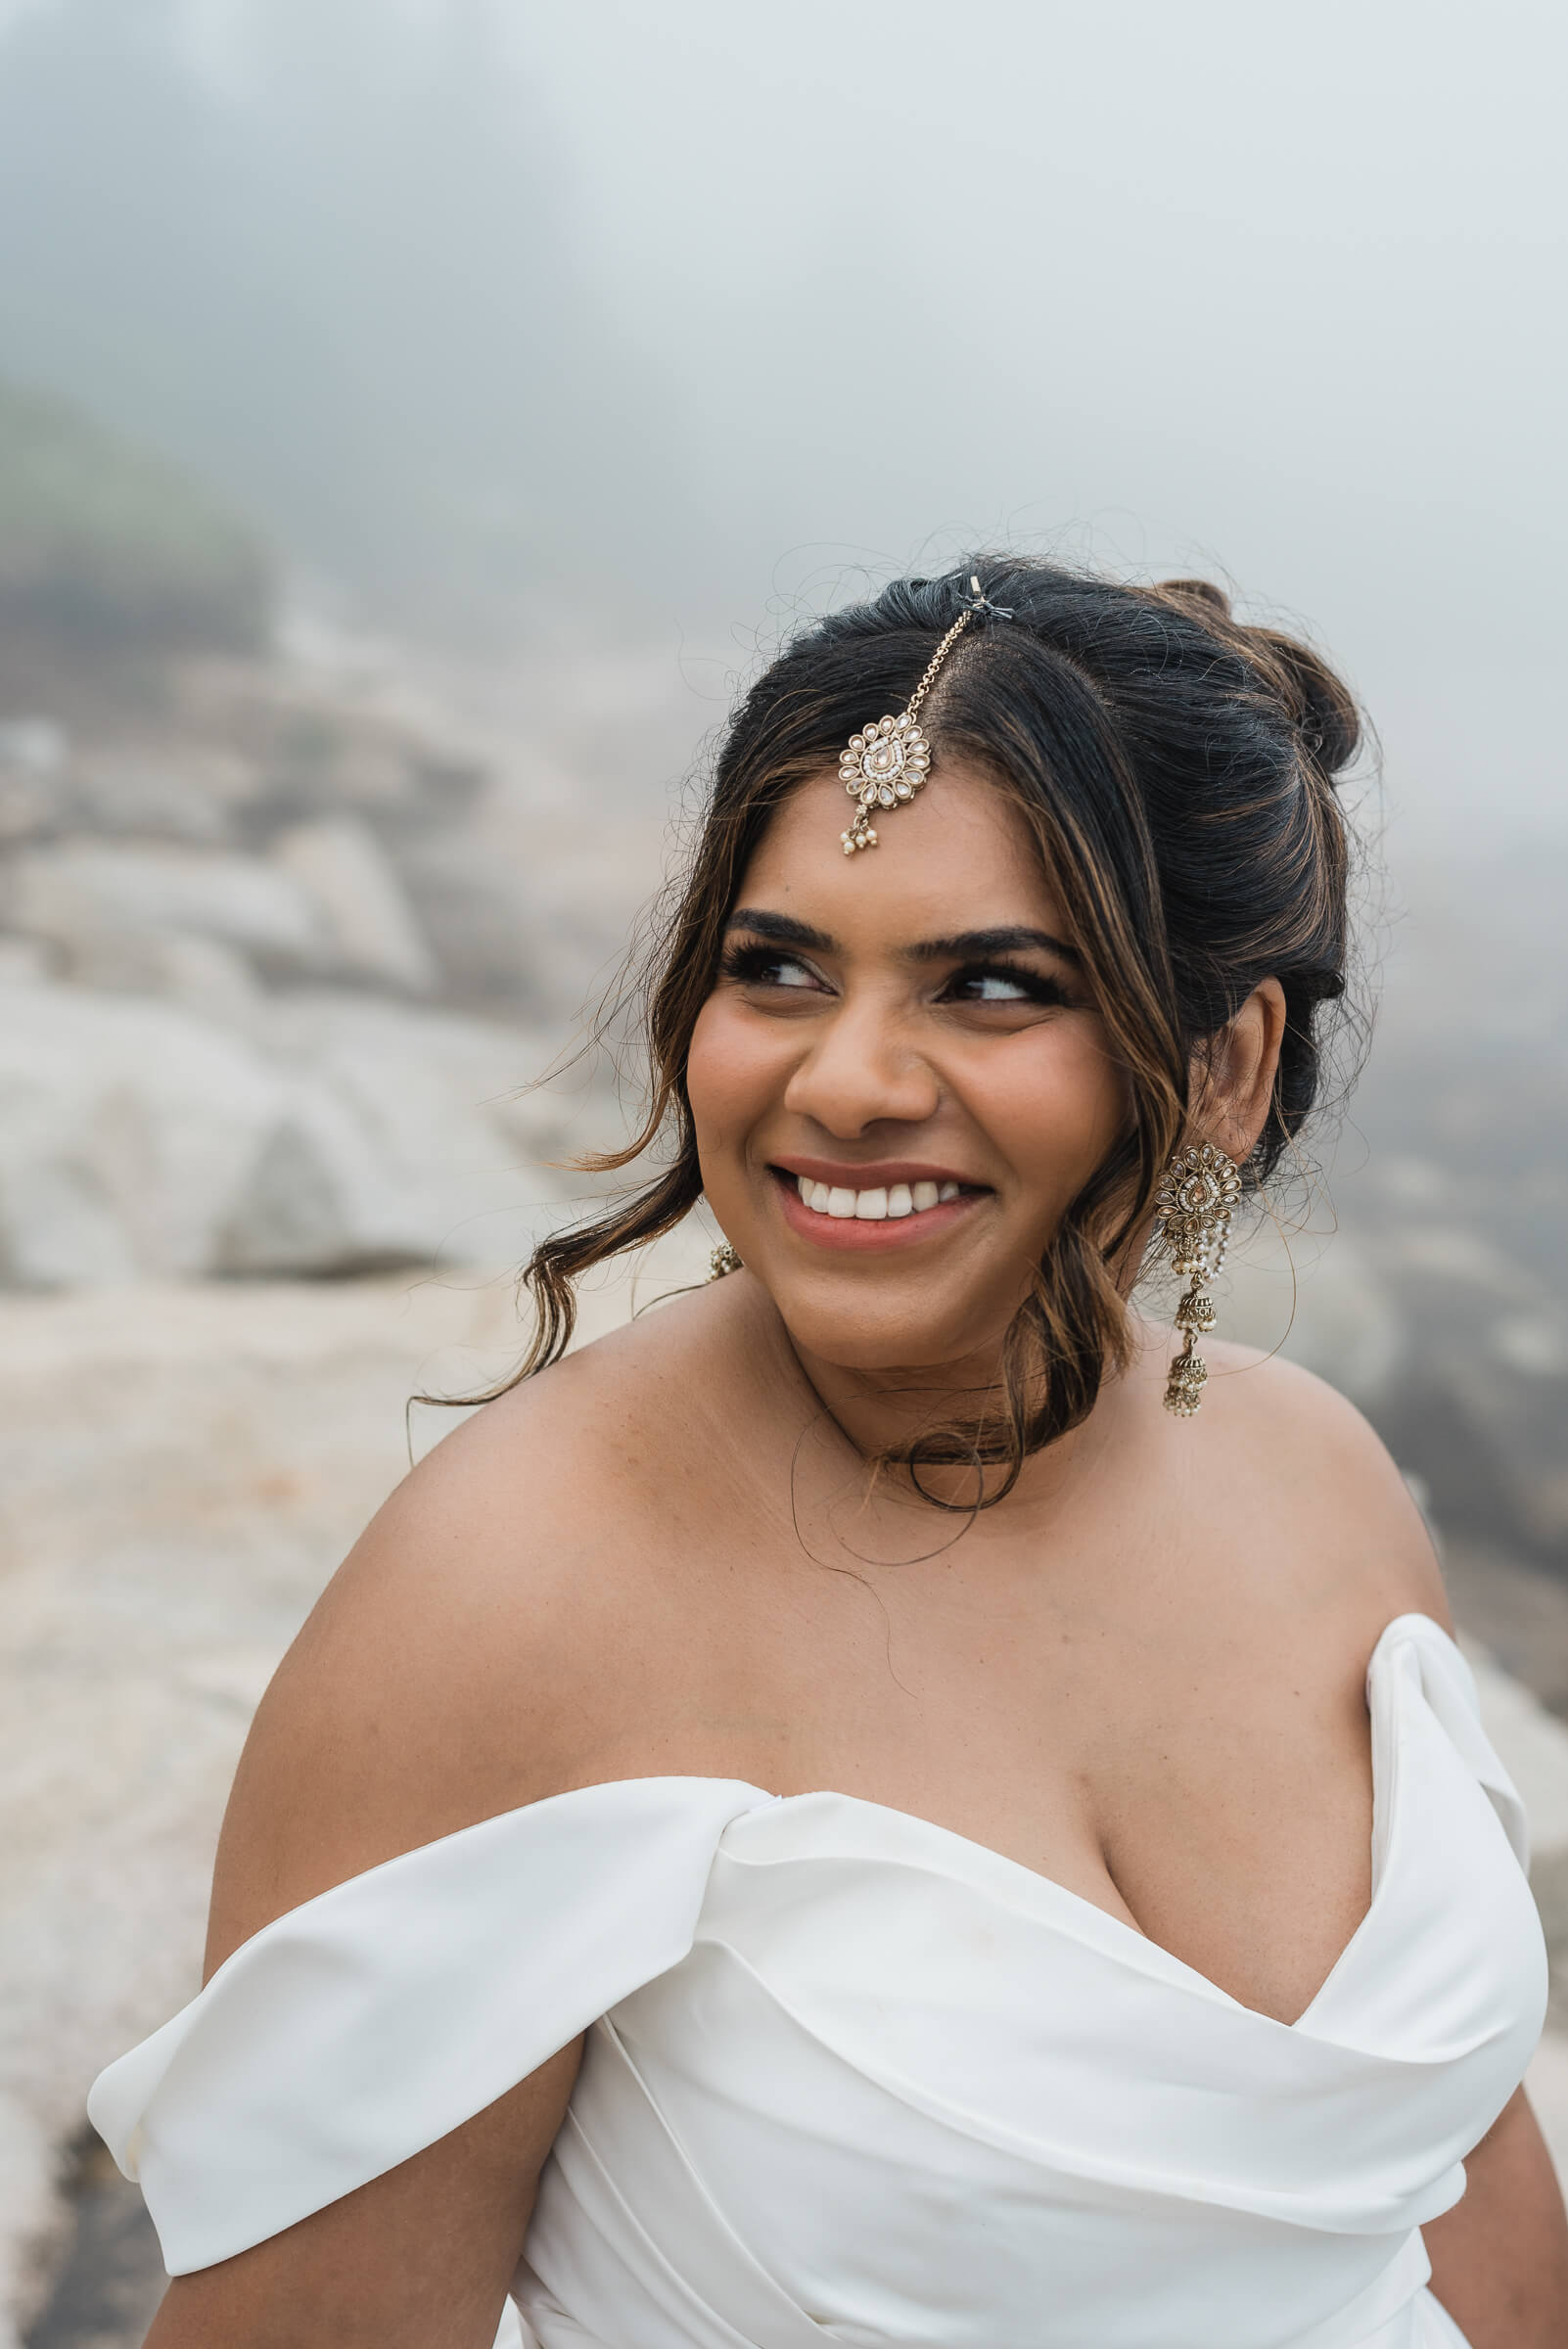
958, 972, 1033, 1002
719, 944, 823, 990
943, 962, 1072, 1008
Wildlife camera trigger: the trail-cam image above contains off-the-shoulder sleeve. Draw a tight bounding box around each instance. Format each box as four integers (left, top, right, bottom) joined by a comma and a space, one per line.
1374, 1611, 1532, 1870
87, 1774, 774, 2274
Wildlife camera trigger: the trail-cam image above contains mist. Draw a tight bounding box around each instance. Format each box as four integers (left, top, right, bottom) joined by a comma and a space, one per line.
5, 8, 1568, 2333
0, 0, 1562, 833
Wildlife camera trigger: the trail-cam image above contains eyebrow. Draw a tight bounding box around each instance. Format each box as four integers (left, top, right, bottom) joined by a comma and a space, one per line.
725, 908, 1082, 966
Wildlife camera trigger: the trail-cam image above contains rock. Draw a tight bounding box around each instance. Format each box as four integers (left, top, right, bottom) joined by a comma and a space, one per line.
0, 719, 68, 777
1529, 2033, 1568, 2189
0, 720, 70, 846
230, 991, 567, 1271
390, 832, 541, 1007
1465, 1639, 1568, 1853
1206, 1225, 1407, 1407
0, 1250, 701, 2340
173, 662, 485, 838
393, 826, 631, 1019
270, 816, 438, 995
0, 2091, 59, 2347
0, 982, 569, 1287
70, 746, 258, 847
212, 1101, 410, 1276
1465, 1637, 1568, 2024
126, 931, 261, 1020
9, 920, 261, 1008
0, 990, 286, 1284
3, 818, 442, 999
2, 1267, 1565, 2344
0, 938, 52, 986
1, 839, 334, 983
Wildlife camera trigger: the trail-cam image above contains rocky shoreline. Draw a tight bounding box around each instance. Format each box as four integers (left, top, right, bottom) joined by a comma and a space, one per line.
6, 1255, 1568, 2348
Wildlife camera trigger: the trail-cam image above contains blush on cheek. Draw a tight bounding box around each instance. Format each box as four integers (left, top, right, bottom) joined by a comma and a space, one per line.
686, 997, 792, 1186
981, 1035, 1127, 1221
687, 997, 761, 1128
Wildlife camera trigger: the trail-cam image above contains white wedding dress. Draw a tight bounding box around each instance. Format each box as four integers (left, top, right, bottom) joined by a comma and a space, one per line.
90, 1614, 1546, 2348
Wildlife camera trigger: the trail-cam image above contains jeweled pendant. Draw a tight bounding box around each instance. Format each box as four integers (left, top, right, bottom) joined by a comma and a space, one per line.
838, 713, 930, 852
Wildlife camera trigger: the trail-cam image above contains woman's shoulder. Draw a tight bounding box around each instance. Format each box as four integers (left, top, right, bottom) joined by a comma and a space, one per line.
1118, 1318, 1452, 1642
1190, 1332, 1453, 1634
204, 1279, 763, 1968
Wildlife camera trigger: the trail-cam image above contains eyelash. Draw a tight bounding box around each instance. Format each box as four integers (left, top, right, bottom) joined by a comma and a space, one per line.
717, 942, 1074, 1009
718, 944, 817, 990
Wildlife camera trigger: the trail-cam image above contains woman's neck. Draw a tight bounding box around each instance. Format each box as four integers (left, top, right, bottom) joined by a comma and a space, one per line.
749, 1282, 1136, 1526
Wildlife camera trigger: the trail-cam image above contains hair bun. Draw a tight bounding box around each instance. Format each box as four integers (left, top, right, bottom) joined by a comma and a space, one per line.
1255, 632, 1360, 780
1158, 576, 1358, 780
1159, 576, 1232, 619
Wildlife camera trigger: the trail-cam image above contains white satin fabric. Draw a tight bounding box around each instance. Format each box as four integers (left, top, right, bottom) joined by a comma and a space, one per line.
91, 1614, 1546, 2348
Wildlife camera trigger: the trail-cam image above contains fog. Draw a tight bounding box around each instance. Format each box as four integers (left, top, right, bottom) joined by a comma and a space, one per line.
3, 10, 1568, 2333
0, 0, 1563, 830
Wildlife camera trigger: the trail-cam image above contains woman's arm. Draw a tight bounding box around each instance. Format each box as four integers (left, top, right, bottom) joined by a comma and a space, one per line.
1423, 2085, 1568, 2346
136, 1374, 661, 2349
144, 2043, 580, 2349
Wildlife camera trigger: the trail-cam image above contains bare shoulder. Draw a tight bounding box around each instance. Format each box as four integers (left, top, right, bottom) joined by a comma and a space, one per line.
1195, 1333, 1453, 1635
206, 1280, 754, 1970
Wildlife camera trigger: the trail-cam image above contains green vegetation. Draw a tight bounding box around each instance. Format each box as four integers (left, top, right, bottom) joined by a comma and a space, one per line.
0, 377, 274, 653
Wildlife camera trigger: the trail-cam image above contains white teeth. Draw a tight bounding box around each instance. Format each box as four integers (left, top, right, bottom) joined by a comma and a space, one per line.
793, 1175, 963, 1220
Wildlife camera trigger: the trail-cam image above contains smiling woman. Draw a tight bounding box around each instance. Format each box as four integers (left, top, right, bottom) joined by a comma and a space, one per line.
90, 560, 1565, 2349
516, 560, 1353, 1493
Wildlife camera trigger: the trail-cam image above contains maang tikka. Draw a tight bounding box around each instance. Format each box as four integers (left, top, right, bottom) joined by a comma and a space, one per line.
1153, 1142, 1243, 1416
838, 576, 1012, 854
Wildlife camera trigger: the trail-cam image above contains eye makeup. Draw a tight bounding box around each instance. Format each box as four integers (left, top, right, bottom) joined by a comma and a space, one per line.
717, 937, 1077, 1012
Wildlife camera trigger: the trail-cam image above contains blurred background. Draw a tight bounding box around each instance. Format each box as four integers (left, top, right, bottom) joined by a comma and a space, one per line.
1, 3, 1566, 2341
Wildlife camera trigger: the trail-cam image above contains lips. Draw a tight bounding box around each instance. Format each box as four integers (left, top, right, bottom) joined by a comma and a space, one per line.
767, 1164, 986, 1252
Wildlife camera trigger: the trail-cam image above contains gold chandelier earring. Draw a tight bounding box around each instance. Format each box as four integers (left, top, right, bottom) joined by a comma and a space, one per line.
1152, 1141, 1242, 1416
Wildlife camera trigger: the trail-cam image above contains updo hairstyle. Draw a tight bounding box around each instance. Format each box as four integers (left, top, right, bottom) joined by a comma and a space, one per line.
514, 559, 1362, 1497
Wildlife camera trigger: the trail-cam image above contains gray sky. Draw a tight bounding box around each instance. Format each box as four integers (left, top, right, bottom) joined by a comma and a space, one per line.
518, 0, 1568, 840
0, 0, 1563, 834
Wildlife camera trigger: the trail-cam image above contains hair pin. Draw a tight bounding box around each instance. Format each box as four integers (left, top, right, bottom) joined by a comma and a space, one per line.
960, 575, 1014, 621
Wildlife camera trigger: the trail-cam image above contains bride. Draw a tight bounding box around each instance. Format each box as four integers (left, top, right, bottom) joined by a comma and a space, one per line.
93, 562, 1566, 2346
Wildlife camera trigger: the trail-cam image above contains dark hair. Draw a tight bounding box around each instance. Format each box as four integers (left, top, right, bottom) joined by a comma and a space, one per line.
511, 558, 1360, 1497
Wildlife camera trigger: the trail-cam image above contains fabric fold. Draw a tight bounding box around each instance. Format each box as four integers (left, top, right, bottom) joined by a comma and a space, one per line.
86, 1611, 1545, 2346
88, 1774, 773, 2272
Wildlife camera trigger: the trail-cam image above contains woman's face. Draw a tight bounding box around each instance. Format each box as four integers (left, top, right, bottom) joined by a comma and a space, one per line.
687, 761, 1130, 1376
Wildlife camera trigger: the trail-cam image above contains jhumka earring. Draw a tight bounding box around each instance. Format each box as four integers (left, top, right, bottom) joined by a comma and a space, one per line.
708, 1243, 743, 1280
1152, 1141, 1242, 1416
837, 575, 1012, 854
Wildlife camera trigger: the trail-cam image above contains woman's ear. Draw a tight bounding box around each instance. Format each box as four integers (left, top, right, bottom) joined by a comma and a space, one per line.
1197, 978, 1287, 1163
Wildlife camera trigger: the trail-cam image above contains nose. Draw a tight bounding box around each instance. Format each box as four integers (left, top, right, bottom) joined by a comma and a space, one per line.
781, 996, 942, 1138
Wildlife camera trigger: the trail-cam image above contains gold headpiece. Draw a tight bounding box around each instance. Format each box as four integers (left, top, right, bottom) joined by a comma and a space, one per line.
837, 575, 1011, 854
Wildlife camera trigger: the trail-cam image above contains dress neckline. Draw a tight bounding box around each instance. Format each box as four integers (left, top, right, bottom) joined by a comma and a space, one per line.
200, 1609, 1454, 2035
687, 1609, 1448, 2035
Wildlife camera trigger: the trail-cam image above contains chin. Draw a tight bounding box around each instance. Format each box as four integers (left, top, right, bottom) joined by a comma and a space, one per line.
770, 1279, 1011, 1378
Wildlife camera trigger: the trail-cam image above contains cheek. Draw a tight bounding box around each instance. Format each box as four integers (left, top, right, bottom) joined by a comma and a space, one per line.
686, 997, 787, 1153
980, 1025, 1129, 1208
